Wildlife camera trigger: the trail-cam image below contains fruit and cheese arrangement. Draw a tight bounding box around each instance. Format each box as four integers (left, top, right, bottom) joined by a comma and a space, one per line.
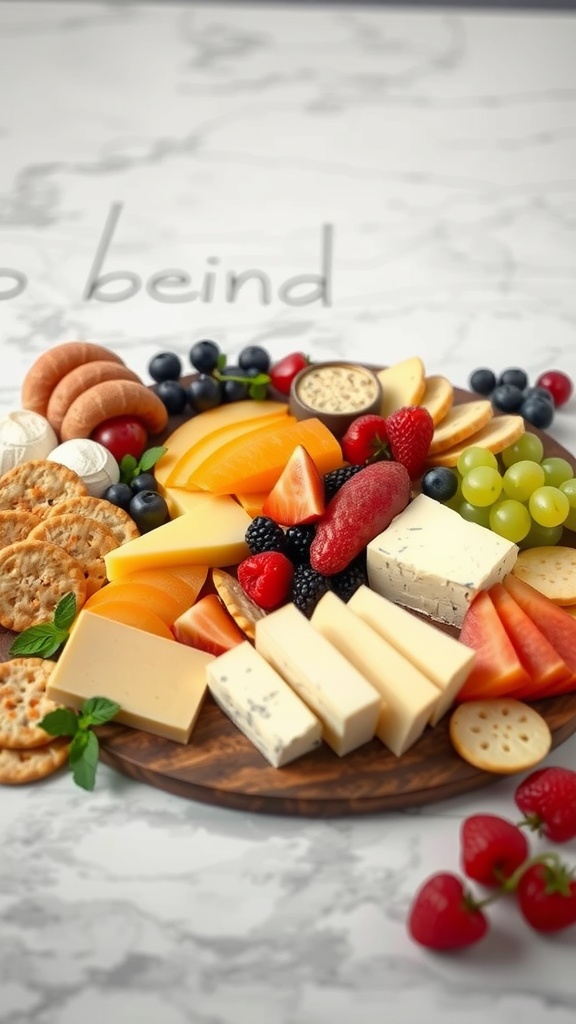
0, 340, 576, 815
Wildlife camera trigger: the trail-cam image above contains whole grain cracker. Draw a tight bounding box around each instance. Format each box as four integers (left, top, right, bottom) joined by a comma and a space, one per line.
449, 698, 551, 774
0, 510, 42, 549
512, 546, 576, 606
47, 495, 140, 544
29, 514, 119, 597
0, 737, 69, 785
0, 657, 61, 748
212, 568, 266, 640
0, 539, 87, 631
0, 459, 87, 514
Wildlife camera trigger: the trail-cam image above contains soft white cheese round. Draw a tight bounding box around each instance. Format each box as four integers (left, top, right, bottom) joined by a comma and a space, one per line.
0, 410, 59, 475
48, 439, 120, 497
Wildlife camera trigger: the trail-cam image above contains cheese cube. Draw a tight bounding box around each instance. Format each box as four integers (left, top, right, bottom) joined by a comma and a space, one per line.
255, 604, 381, 756
348, 586, 475, 725
207, 642, 322, 767
367, 494, 518, 628
310, 592, 439, 756
46, 610, 213, 744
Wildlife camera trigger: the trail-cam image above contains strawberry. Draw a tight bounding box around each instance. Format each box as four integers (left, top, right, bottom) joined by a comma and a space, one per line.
341, 415, 389, 465
237, 551, 294, 611
385, 405, 434, 478
408, 872, 489, 950
461, 814, 529, 886
517, 859, 576, 932
514, 766, 576, 843
309, 461, 411, 575
262, 444, 325, 526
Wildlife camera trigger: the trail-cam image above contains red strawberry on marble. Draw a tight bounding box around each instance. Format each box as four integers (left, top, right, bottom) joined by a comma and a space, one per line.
408, 872, 489, 951
514, 766, 576, 843
385, 405, 434, 479
461, 814, 529, 886
517, 859, 576, 933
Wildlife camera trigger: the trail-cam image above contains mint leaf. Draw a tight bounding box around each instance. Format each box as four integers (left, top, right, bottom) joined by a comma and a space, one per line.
138, 446, 167, 473
39, 708, 79, 737
248, 380, 269, 401
9, 623, 68, 658
70, 731, 100, 791
216, 353, 227, 372
119, 453, 138, 485
80, 696, 121, 728
53, 593, 77, 632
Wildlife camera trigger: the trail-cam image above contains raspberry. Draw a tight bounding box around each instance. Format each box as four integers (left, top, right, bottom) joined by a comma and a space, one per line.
323, 464, 364, 503
245, 516, 286, 556
285, 524, 316, 565
292, 564, 330, 618
237, 551, 294, 611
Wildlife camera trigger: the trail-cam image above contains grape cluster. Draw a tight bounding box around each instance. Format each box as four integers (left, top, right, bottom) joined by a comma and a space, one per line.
468, 366, 573, 430
421, 432, 576, 547
147, 341, 271, 415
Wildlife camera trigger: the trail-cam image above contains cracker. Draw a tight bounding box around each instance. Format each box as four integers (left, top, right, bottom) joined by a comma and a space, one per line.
0, 738, 69, 785
426, 416, 525, 468
419, 375, 454, 426
512, 546, 576, 606
0, 510, 42, 549
449, 698, 551, 774
0, 539, 87, 631
0, 657, 61, 748
46, 495, 140, 545
212, 568, 266, 640
428, 401, 493, 456
0, 459, 87, 514
29, 514, 119, 597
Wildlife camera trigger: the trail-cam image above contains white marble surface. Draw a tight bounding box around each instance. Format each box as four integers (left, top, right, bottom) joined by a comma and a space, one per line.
1, 2, 576, 1021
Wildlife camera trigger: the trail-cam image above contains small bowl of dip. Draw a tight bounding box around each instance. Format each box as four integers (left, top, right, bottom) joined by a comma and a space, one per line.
289, 361, 382, 437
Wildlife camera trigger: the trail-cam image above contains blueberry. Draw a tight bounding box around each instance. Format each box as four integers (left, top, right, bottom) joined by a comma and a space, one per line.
421, 467, 459, 503
129, 491, 170, 533
222, 379, 249, 402
520, 395, 555, 429
522, 386, 554, 405
131, 472, 158, 494
148, 351, 182, 383
186, 375, 222, 413
238, 345, 271, 374
189, 339, 220, 374
103, 482, 133, 512
154, 379, 187, 415
469, 368, 496, 395
491, 383, 524, 412
498, 367, 529, 391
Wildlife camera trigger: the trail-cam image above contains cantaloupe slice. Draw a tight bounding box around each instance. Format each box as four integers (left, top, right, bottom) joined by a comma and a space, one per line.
113, 569, 201, 616
85, 581, 184, 626
88, 600, 175, 640
154, 399, 289, 489
235, 491, 269, 518
189, 417, 343, 495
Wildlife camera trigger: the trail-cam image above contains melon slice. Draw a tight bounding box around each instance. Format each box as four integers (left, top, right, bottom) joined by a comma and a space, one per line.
85, 581, 184, 626
88, 600, 175, 640
235, 491, 269, 518
456, 590, 531, 701
503, 574, 576, 696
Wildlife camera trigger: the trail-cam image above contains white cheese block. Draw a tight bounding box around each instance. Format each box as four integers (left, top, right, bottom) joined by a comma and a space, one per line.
348, 585, 476, 725
207, 642, 322, 767
310, 592, 439, 756
0, 410, 58, 474
255, 603, 381, 756
48, 438, 120, 497
367, 493, 518, 628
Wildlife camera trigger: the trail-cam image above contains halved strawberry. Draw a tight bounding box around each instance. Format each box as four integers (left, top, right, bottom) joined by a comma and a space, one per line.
262, 444, 325, 526
172, 594, 245, 656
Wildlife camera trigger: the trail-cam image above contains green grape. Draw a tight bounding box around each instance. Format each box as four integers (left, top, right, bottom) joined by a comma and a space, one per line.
540, 457, 574, 487
501, 432, 545, 468
528, 485, 570, 528
461, 466, 503, 507
458, 501, 491, 529
560, 477, 576, 509
457, 446, 499, 476
564, 506, 576, 532
502, 460, 545, 502
519, 520, 564, 548
489, 499, 531, 543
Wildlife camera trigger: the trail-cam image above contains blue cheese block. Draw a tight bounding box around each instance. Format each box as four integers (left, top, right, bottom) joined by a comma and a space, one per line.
367, 493, 518, 628
206, 642, 322, 768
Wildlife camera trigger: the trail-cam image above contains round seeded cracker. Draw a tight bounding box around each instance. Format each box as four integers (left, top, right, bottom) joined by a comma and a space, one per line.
0, 738, 69, 785
29, 514, 119, 597
47, 495, 140, 544
0, 459, 87, 514
0, 510, 42, 549
449, 698, 551, 774
512, 546, 576, 606
0, 539, 87, 631
0, 657, 61, 748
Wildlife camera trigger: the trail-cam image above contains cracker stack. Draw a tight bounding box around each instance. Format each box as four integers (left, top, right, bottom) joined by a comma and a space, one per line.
0, 658, 69, 784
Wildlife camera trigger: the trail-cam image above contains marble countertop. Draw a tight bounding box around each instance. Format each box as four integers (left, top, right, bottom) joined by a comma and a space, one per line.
1, 2, 576, 1021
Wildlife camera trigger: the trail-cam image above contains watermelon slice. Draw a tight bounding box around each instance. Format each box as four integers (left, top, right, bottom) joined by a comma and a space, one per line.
489, 582, 573, 698
503, 574, 576, 696
456, 590, 531, 701
172, 594, 245, 657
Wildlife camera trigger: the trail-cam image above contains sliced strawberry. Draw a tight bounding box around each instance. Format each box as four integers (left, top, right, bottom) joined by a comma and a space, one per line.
456, 590, 531, 701
172, 594, 245, 656
262, 444, 325, 526
503, 575, 576, 696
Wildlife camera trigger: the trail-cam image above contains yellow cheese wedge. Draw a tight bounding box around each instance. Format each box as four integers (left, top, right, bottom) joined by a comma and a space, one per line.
426, 415, 525, 468
376, 357, 426, 417
154, 400, 289, 489
47, 610, 213, 744
157, 484, 208, 518
348, 586, 475, 725
428, 400, 493, 456
419, 375, 454, 426
104, 493, 252, 578
310, 592, 439, 756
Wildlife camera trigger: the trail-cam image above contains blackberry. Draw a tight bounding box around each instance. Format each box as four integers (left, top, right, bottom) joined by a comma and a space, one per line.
285, 524, 316, 565
292, 564, 329, 618
329, 554, 368, 603
323, 464, 365, 502
245, 516, 286, 555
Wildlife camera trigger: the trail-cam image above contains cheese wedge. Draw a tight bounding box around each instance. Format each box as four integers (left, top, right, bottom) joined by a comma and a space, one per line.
255, 603, 381, 756
377, 357, 426, 417
419, 375, 454, 426
428, 400, 493, 455
426, 415, 525, 468
207, 642, 322, 767
310, 592, 439, 755
348, 586, 475, 725
104, 494, 252, 578
47, 610, 213, 744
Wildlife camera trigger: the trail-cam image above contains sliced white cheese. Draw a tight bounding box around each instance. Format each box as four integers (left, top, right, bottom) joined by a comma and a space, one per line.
310, 592, 439, 756
367, 494, 518, 628
207, 641, 322, 768
255, 603, 381, 757
348, 585, 475, 725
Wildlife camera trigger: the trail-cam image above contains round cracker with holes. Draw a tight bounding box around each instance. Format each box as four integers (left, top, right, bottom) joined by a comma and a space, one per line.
512, 546, 576, 606
0, 658, 60, 749
449, 698, 551, 774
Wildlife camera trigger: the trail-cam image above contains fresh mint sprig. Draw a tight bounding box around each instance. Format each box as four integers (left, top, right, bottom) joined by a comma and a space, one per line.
9, 593, 77, 658
212, 354, 270, 401
39, 696, 121, 791
119, 445, 167, 486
